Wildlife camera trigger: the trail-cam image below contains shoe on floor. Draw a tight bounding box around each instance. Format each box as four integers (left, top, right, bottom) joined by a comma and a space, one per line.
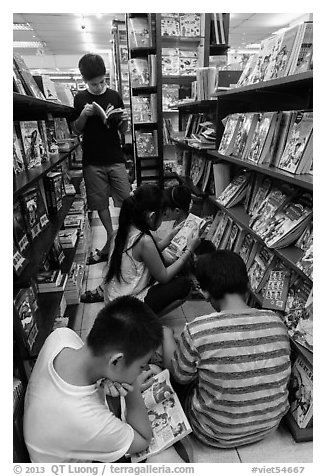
87, 248, 108, 265
80, 286, 104, 303
173, 436, 194, 463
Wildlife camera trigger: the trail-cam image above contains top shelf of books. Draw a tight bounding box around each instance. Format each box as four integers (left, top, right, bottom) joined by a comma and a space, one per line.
13, 93, 77, 121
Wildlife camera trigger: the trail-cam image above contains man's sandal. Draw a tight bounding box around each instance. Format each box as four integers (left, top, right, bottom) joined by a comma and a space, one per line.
80, 286, 104, 303
86, 249, 108, 265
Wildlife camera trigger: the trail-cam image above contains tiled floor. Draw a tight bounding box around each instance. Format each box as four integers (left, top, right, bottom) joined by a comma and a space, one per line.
72, 204, 313, 464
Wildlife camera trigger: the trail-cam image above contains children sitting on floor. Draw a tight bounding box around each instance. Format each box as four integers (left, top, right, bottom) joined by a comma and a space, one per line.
162, 250, 291, 449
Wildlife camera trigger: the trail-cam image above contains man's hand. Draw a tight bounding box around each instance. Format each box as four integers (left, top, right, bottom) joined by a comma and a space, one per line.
118, 110, 129, 129
82, 103, 95, 117
99, 378, 134, 397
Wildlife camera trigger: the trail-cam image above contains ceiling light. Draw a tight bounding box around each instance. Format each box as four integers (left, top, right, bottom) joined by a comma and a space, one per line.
13, 23, 33, 31
13, 41, 46, 48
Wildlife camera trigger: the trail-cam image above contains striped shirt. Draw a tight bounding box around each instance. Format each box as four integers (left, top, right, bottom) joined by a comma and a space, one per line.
171, 309, 291, 448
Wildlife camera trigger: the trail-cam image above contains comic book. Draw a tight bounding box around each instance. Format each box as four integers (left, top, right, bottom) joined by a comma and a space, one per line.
288, 355, 313, 428
218, 114, 242, 156
169, 212, 207, 257
131, 370, 192, 462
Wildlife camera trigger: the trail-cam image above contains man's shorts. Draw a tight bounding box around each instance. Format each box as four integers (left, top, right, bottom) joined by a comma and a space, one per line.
83, 163, 130, 211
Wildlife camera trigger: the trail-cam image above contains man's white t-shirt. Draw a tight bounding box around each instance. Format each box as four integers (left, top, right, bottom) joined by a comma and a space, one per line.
23, 328, 134, 463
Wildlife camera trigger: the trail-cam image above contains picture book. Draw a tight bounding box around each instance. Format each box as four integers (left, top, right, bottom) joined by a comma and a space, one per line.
237, 232, 257, 267
262, 268, 291, 311
231, 113, 259, 159
179, 13, 201, 37
247, 175, 272, 217
271, 111, 295, 168
277, 111, 313, 174
44, 118, 59, 154
218, 216, 234, 249
251, 35, 283, 83
205, 210, 224, 241
211, 213, 229, 248
132, 95, 157, 123
288, 355, 313, 429
13, 200, 29, 254
246, 112, 275, 164
13, 61, 27, 95
92, 102, 124, 127
292, 22, 313, 75
247, 245, 276, 292
179, 56, 198, 76
37, 120, 50, 162
128, 16, 151, 48
162, 52, 180, 76
162, 84, 179, 111
129, 58, 150, 87
44, 171, 63, 215
249, 183, 296, 238
19, 121, 42, 169
282, 275, 312, 340
296, 243, 313, 280
291, 287, 313, 352
189, 153, 206, 186
237, 54, 259, 88
218, 114, 242, 156
13, 287, 39, 352
21, 187, 42, 240
224, 222, 242, 251
259, 112, 283, 166
161, 14, 180, 37
130, 369, 192, 462
13, 123, 25, 175
14, 54, 45, 100
169, 213, 206, 257
216, 172, 251, 208
272, 25, 301, 79
243, 174, 256, 214
264, 194, 313, 249
53, 117, 71, 141
135, 131, 158, 157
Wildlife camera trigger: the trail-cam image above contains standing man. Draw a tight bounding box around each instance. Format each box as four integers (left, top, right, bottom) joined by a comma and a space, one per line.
73, 53, 130, 264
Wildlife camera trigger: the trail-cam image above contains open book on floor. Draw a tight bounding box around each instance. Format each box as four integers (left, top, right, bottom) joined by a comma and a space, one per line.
130, 369, 192, 462
92, 102, 124, 127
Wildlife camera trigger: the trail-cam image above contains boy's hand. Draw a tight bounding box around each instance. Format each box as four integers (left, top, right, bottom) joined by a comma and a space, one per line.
82, 103, 95, 117
118, 110, 129, 128
186, 229, 201, 253
137, 368, 157, 392
100, 378, 134, 397
168, 222, 184, 242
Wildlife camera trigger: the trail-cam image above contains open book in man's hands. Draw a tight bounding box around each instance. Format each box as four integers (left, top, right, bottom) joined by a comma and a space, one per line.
92, 101, 124, 127
130, 369, 192, 462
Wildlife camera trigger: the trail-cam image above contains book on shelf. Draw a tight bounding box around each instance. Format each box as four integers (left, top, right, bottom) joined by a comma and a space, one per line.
64, 262, 85, 304
247, 245, 276, 293
135, 131, 158, 157
64, 183, 76, 195
179, 49, 198, 76
277, 111, 313, 175
59, 228, 78, 248
212, 13, 226, 45
296, 243, 313, 280
161, 14, 180, 37
179, 13, 201, 37
20, 187, 43, 240
196, 67, 217, 100
288, 355, 313, 429
247, 175, 273, 217
92, 101, 124, 127
13, 54, 45, 100
291, 287, 313, 353
271, 111, 295, 168
259, 112, 283, 166
13, 287, 39, 353
263, 193, 312, 249
53, 117, 71, 141
249, 183, 296, 238
216, 172, 251, 208
13, 242, 28, 277
273, 24, 302, 79
127, 16, 152, 48
251, 35, 284, 83
19, 121, 43, 169
291, 22, 313, 75
261, 268, 291, 311
162, 84, 179, 111
34, 269, 62, 288
218, 114, 242, 156
210, 212, 229, 248
246, 112, 278, 165
169, 212, 207, 257
162, 48, 180, 76
13, 377, 24, 413
36, 272, 68, 294
132, 94, 157, 123
212, 163, 231, 198
295, 222, 313, 252
33, 75, 58, 101
13, 200, 30, 255
13, 61, 27, 95
48, 234, 65, 269
200, 159, 212, 193
205, 210, 222, 241
129, 58, 150, 87
44, 171, 63, 215
189, 153, 206, 186
224, 222, 242, 251
13, 123, 26, 175
236, 54, 259, 88
237, 232, 258, 268
130, 369, 192, 462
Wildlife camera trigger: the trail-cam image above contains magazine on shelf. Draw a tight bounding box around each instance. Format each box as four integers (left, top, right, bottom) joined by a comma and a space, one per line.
161, 14, 180, 37
129, 58, 150, 87
13, 123, 25, 175
218, 114, 242, 156
277, 111, 313, 174
179, 13, 201, 37
135, 131, 158, 157
231, 113, 259, 159
246, 112, 276, 164
262, 268, 291, 311
162, 84, 179, 111
247, 245, 276, 293
237, 233, 258, 268
130, 369, 192, 462
21, 188, 42, 240
13, 200, 30, 255
247, 176, 273, 217
236, 54, 259, 88
271, 111, 295, 168
169, 213, 207, 257
224, 222, 242, 251
92, 102, 124, 127
288, 355, 313, 429
273, 24, 302, 79
291, 22, 313, 75
211, 213, 230, 248
127, 16, 151, 48
296, 243, 313, 280
19, 121, 42, 169
13, 287, 39, 352
251, 35, 283, 83
216, 172, 251, 208
291, 287, 313, 352
132, 95, 157, 123
189, 153, 206, 186
14, 54, 45, 100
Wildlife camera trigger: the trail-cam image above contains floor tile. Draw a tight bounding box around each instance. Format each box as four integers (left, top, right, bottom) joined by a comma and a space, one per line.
86, 262, 107, 281
236, 422, 313, 463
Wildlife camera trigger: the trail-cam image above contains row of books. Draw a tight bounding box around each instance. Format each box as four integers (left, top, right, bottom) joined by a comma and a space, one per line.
237, 21, 313, 87
161, 13, 202, 37
129, 56, 157, 88
218, 110, 313, 176
13, 117, 72, 175
206, 209, 312, 353
194, 67, 217, 101
162, 47, 198, 77
215, 171, 313, 249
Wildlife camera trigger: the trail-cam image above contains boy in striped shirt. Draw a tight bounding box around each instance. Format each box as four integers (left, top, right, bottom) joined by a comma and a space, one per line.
163, 250, 291, 448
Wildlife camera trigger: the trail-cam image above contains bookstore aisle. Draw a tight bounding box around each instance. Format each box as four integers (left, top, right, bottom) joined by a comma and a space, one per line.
72, 202, 312, 464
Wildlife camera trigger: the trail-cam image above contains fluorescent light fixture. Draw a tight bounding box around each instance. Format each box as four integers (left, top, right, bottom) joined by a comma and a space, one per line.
246, 43, 261, 49
13, 41, 46, 48
13, 22, 33, 31
49, 76, 74, 80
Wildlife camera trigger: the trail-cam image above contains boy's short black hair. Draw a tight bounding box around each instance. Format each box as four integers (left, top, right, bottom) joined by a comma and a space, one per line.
164, 185, 192, 214
194, 239, 216, 257
195, 250, 248, 300
78, 53, 106, 81
86, 296, 163, 365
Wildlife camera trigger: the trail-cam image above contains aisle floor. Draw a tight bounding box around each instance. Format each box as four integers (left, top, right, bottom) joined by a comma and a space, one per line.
72, 205, 313, 464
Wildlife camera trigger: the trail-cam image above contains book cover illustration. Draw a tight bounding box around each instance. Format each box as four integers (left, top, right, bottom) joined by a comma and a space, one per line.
247, 246, 275, 292
237, 54, 259, 87
129, 58, 150, 87
92, 101, 124, 127
237, 233, 256, 266
14, 54, 45, 100
277, 111, 313, 174
128, 16, 151, 48
211, 213, 229, 248
13, 242, 28, 277
216, 173, 250, 208
291, 288, 313, 352
162, 51, 180, 76
218, 114, 241, 156
224, 222, 241, 251
13, 124, 25, 175
231, 113, 255, 158
272, 25, 301, 79
53, 117, 71, 141
288, 355, 313, 428
21, 188, 42, 240
44, 171, 63, 215
262, 268, 291, 311
247, 112, 274, 164
282, 276, 312, 342
170, 213, 206, 257
162, 84, 179, 111
132, 95, 157, 123
131, 369, 192, 462
135, 131, 158, 157
37, 120, 50, 163
13, 61, 27, 95
161, 14, 180, 37
19, 121, 42, 169
189, 153, 206, 186
179, 13, 201, 37
14, 287, 38, 352
296, 243, 313, 280
13, 200, 29, 254
292, 22, 313, 75
251, 35, 283, 83
248, 176, 272, 217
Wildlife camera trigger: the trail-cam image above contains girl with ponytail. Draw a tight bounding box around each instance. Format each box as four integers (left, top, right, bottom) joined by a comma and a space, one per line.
103, 184, 200, 313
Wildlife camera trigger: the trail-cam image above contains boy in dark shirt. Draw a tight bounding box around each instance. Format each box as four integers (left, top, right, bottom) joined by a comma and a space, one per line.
73, 53, 130, 264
